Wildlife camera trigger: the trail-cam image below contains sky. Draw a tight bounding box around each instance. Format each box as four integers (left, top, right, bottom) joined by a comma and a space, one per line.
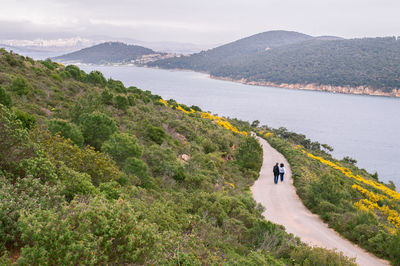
1, 0, 400, 45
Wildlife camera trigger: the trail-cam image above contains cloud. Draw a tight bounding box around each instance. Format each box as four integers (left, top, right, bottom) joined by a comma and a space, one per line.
1, 0, 400, 43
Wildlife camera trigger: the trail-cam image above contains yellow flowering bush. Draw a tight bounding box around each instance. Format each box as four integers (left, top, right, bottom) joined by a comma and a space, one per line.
303, 151, 400, 201
302, 150, 400, 229
160, 99, 248, 136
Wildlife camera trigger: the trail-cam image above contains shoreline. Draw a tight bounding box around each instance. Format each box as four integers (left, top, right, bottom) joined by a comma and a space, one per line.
210, 75, 400, 98
70, 61, 400, 98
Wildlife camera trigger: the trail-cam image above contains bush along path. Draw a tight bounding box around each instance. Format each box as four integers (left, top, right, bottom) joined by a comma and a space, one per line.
251, 136, 389, 266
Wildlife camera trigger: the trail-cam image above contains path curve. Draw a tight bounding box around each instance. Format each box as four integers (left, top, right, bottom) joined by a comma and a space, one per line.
251, 136, 389, 266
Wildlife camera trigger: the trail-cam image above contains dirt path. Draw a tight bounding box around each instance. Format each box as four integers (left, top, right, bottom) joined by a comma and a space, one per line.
251, 136, 389, 266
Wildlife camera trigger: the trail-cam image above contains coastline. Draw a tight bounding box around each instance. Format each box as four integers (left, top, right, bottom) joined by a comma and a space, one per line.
210, 75, 400, 98
68, 61, 400, 98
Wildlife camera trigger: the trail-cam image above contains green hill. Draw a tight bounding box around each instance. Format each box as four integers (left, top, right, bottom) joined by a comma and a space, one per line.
211, 37, 400, 93
148, 30, 314, 72
150, 32, 400, 94
54, 42, 158, 64
0, 49, 356, 264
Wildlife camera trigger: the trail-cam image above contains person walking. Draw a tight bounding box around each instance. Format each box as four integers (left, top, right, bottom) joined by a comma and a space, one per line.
279, 163, 285, 182
273, 163, 280, 184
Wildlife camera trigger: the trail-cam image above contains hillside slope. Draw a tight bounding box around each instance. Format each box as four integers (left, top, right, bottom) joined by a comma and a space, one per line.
0, 49, 355, 265
54, 42, 158, 64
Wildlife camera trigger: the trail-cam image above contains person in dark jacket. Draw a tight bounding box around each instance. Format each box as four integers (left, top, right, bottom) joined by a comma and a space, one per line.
273, 163, 280, 184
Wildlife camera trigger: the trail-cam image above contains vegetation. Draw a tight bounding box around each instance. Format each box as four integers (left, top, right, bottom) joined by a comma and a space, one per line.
53, 42, 161, 64
150, 32, 400, 93
0, 49, 355, 264
257, 127, 400, 264
148, 30, 313, 72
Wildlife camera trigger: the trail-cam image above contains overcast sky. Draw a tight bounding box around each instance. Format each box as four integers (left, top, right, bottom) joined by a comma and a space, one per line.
1, 0, 400, 44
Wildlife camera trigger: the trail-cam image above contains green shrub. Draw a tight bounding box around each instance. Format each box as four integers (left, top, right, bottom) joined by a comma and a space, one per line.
173, 165, 186, 182
101, 89, 113, 105
235, 137, 263, 171
0, 106, 35, 173
0, 176, 64, 252
36, 130, 121, 186
146, 124, 166, 145
101, 132, 143, 164
65, 65, 86, 81
114, 95, 129, 110
0, 86, 12, 108
14, 108, 36, 129
5, 53, 20, 66
48, 119, 84, 146
9, 75, 32, 95
86, 70, 107, 87
39, 59, 56, 70
57, 165, 96, 201
17, 197, 160, 265
107, 78, 126, 93
79, 112, 118, 150
99, 181, 121, 200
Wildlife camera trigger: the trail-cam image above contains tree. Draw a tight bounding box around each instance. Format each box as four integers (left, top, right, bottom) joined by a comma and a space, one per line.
114, 95, 129, 110
235, 137, 263, 171
101, 132, 143, 164
251, 120, 260, 128
0, 86, 12, 108
48, 119, 84, 146
65, 65, 86, 81
146, 124, 166, 145
9, 75, 32, 95
79, 112, 118, 150
101, 90, 113, 105
14, 108, 36, 129
86, 71, 107, 87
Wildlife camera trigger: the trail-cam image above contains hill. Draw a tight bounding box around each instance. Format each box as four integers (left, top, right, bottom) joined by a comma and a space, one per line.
150, 32, 400, 96
210, 37, 400, 94
0, 49, 357, 264
53, 42, 160, 64
148, 30, 313, 72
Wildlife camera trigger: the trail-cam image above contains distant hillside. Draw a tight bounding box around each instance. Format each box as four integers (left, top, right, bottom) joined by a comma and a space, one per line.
54, 42, 159, 64
150, 32, 400, 95
210, 37, 400, 93
148, 30, 314, 72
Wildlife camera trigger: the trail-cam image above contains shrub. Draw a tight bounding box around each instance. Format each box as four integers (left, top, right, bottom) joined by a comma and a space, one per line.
114, 95, 129, 110
79, 112, 118, 150
173, 165, 186, 182
146, 124, 166, 145
36, 131, 121, 186
14, 108, 36, 129
17, 197, 160, 265
0, 86, 12, 108
86, 70, 107, 87
65, 65, 86, 81
5, 53, 20, 66
235, 137, 263, 171
101, 132, 143, 164
0, 106, 35, 172
0, 176, 64, 252
57, 165, 96, 201
101, 90, 113, 105
107, 78, 126, 93
39, 59, 56, 70
48, 119, 84, 146
9, 75, 32, 95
